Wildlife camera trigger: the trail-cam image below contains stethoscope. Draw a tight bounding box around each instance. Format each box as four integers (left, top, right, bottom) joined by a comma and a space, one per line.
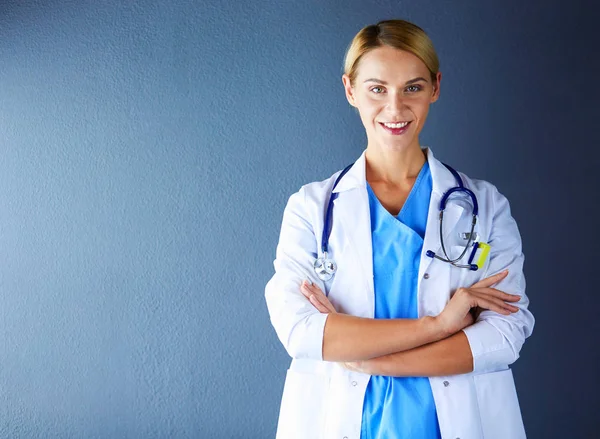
313, 161, 485, 282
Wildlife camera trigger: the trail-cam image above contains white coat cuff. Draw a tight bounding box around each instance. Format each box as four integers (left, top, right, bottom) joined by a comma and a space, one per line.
288, 312, 329, 360
462, 320, 515, 374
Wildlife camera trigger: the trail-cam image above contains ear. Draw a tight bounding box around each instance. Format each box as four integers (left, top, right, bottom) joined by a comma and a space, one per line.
430, 71, 442, 103
342, 74, 357, 107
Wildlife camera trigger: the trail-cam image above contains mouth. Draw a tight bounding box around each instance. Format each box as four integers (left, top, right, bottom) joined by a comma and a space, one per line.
378, 121, 412, 135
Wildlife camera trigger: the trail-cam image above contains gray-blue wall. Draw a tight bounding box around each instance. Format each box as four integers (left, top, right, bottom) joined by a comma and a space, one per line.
1, 0, 597, 437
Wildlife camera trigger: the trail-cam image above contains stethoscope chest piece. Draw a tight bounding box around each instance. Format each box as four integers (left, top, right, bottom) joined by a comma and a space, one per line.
314, 253, 337, 281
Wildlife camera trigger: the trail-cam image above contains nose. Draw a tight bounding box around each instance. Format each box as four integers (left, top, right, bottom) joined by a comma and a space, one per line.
386, 91, 406, 113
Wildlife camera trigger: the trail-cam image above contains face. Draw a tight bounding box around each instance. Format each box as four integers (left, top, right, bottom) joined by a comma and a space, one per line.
342, 45, 441, 153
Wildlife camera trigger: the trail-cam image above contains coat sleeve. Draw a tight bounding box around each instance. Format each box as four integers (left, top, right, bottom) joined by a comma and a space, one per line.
462, 186, 535, 374
265, 186, 330, 360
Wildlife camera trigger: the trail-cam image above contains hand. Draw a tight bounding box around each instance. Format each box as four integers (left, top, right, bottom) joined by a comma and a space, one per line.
299, 280, 337, 314
342, 360, 371, 374
436, 270, 520, 336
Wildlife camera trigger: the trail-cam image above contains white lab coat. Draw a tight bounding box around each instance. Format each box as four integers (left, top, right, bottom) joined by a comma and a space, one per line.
265, 148, 534, 439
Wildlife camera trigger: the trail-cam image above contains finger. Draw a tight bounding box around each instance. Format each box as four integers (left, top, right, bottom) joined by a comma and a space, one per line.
301, 280, 325, 298
473, 287, 521, 302
301, 281, 336, 312
317, 294, 337, 313
475, 299, 510, 315
343, 361, 362, 373
307, 281, 327, 298
471, 270, 509, 288
308, 291, 336, 313
474, 296, 519, 315
341, 362, 355, 372
476, 294, 520, 311
471, 270, 509, 289
300, 281, 313, 298
309, 294, 331, 313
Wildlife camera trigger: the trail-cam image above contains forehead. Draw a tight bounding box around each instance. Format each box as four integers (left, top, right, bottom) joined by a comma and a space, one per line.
355, 46, 429, 82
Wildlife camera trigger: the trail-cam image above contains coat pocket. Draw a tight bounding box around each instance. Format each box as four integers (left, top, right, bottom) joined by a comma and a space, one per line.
276, 369, 329, 439
447, 245, 489, 290
473, 369, 526, 438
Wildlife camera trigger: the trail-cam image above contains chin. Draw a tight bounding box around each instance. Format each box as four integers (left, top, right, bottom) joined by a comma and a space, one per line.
378, 137, 416, 152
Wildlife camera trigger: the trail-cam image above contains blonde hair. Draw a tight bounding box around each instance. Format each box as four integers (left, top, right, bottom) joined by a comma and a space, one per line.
343, 19, 440, 84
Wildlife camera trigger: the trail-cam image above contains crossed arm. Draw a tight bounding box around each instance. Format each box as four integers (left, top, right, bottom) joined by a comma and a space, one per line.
266, 186, 534, 376
300, 271, 519, 377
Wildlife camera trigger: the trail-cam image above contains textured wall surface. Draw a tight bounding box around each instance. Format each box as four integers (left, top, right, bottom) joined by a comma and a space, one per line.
0, 0, 598, 437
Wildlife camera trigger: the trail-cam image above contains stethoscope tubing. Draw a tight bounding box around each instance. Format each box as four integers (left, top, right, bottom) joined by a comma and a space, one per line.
315, 161, 480, 282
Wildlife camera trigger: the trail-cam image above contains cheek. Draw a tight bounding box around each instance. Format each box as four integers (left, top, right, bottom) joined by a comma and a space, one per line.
412, 101, 431, 120
357, 110, 376, 130
357, 98, 383, 118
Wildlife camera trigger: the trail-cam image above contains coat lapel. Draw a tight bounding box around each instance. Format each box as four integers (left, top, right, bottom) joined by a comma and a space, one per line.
331, 151, 374, 299
418, 148, 466, 281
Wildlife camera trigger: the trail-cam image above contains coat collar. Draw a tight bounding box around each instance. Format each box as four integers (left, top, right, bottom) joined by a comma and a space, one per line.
332, 147, 458, 197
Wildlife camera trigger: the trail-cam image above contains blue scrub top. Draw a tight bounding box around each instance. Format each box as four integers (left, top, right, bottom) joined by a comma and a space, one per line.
361, 161, 441, 439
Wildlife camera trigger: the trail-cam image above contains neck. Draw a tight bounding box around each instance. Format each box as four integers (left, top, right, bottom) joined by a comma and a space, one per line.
365, 143, 427, 185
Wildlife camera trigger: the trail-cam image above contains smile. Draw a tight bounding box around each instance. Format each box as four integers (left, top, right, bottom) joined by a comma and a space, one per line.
378, 121, 412, 134
381, 121, 410, 128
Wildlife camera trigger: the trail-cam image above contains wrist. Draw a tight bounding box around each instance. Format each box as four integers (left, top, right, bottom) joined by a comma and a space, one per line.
424, 315, 449, 341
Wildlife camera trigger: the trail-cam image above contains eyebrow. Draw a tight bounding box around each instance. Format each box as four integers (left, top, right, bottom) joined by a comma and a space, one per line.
363, 76, 429, 85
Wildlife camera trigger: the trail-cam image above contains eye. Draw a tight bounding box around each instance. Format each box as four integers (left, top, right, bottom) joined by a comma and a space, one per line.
406, 84, 423, 93
370, 86, 385, 94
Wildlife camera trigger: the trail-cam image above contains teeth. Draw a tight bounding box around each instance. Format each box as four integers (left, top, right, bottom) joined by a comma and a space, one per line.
383, 121, 409, 128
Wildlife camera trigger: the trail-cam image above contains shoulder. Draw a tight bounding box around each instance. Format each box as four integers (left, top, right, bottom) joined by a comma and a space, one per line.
278, 168, 345, 235
457, 170, 508, 210
286, 168, 344, 210
302, 170, 343, 199
455, 170, 519, 240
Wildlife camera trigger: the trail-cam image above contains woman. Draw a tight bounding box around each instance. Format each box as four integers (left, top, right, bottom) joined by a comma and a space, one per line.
265, 19, 534, 439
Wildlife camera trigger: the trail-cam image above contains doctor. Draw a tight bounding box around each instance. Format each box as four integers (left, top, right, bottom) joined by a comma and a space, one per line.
265, 19, 534, 439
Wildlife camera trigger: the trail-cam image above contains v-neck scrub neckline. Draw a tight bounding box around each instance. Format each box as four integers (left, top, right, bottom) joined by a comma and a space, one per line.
366, 161, 431, 239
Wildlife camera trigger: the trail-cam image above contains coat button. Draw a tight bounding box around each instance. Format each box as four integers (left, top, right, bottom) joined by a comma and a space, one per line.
443, 381, 450, 387
423, 273, 430, 279
351, 381, 357, 386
